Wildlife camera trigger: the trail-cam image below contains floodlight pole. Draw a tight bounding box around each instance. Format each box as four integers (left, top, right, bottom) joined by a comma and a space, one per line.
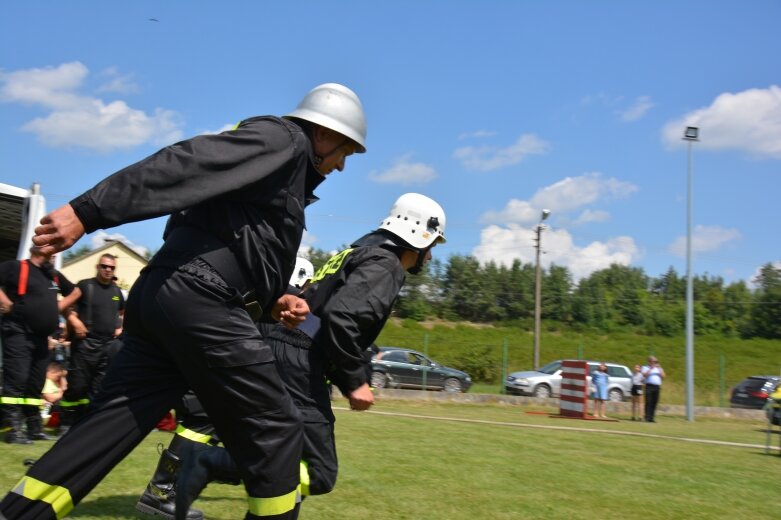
683, 126, 699, 422
533, 209, 550, 369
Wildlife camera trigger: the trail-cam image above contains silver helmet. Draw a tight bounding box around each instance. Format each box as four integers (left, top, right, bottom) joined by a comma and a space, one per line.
379, 193, 446, 250
285, 83, 367, 153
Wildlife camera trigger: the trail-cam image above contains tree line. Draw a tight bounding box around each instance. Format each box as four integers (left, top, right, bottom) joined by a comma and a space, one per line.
309, 249, 781, 339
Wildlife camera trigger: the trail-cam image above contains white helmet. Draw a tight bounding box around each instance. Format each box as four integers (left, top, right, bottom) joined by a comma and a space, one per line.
290, 257, 314, 288
379, 193, 446, 250
285, 83, 367, 153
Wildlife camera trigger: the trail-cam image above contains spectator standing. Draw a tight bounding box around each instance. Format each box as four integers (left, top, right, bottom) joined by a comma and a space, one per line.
631, 364, 644, 421
642, 356, 665, 422
0, 249, 78, 444
59, 253, 125, 434
591, 362, 609, 419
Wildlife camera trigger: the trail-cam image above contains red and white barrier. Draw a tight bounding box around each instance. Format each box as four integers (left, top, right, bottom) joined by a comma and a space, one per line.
559, 360, 588, 418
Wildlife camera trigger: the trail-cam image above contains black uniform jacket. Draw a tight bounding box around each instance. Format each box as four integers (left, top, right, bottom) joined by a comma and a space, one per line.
303, 246, 406, 394
0, 259, 75, 336
69, 116, 324, 312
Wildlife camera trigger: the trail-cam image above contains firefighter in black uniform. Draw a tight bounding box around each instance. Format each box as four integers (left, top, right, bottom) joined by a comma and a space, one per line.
59, 253, 125, 434
171, 193, 447, 519
135, 258, 316, 520
0, 249, 78, 444
0, 83, 367, 520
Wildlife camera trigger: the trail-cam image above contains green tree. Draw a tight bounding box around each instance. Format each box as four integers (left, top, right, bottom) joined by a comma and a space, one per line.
748, 263, 781, 338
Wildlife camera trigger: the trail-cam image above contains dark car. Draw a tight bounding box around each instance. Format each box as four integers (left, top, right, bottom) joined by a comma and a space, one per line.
370, 347, 472, 393
729, 375, 780, 409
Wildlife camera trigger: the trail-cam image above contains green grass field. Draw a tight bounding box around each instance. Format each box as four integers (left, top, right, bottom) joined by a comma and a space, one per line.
1, 397, 778, 519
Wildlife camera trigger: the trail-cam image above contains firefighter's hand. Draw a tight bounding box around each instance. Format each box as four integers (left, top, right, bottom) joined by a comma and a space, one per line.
33, 204, 85, 255
272, 294, 309, 329
68, 315, 88, 339
348, 383, 375, 411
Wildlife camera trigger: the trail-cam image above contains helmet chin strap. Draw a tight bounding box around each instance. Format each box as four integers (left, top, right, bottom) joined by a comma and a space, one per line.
407, 245, 433, 275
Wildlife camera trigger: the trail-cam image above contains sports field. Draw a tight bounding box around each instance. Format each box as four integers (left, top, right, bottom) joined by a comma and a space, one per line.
1, 398, 778, 519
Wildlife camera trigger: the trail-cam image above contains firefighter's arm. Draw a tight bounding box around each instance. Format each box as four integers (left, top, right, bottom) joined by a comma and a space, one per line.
0, 287, 12, 314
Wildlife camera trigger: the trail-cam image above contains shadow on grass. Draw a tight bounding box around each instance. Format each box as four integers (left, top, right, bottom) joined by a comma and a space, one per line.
67, 494, 139, 518
68, 493, 246, 520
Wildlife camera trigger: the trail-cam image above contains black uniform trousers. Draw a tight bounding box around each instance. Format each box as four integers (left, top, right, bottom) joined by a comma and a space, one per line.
644, 383, 661, 422
0, 264, 303, 520
59, 336, 113, 421
175, 326, 337, 498
0, 326, 49, 424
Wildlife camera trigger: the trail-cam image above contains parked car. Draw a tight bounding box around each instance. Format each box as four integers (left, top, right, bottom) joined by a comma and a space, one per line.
729, 375, 780, 410
505, 359, 633, 401
370, 347, 472, 393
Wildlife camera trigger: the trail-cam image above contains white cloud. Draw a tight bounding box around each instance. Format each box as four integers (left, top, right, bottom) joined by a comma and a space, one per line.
201, 123, 236, 135
96, 67, 140, 95
453, 133, 550, 171
667, 225, 741, 257
369, 153, 437, 185
472, 224, 638, 281
475, 173, 640, 280
0, 62, 184, 152
480, 172, 637, 225
574, 209, 610, 225
457, 129, 497, 140
620, 95, 654, 121
662, 85, 781, 158
90, 231, 149, 258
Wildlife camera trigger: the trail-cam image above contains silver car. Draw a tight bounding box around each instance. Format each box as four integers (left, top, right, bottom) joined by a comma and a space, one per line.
505, 360, 633, 401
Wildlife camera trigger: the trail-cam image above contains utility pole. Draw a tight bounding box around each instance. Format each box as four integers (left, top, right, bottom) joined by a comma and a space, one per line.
533, 209, 550, 369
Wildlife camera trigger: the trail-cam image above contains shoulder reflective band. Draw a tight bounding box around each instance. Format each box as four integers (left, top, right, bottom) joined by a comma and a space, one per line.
11, 475, 74, 520
247, 489, 298, 517
175, 425, 212, 445
18, 259, 29, 296
310, 248, 353, 283
299, 460, 310, 497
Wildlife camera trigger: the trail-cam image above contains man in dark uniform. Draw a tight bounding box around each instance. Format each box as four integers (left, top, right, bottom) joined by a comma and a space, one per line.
172, 193, 447, 519
58, 253, 125, 434
135, 259, 316, 520
0, 249, 78, 444
0, 83, 367, 520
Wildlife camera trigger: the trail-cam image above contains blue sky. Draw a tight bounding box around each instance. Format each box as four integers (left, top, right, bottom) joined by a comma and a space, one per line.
1, 1, 779, 285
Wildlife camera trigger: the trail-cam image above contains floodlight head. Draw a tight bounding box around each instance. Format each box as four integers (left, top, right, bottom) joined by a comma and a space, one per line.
541, 209, 551, 221
683, 126, 699, 140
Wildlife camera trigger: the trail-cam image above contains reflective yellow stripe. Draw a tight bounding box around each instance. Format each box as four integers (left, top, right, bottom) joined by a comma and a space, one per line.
22, 397, 45, 406
310, 248, 353, 283
12, 476, 73, 520
175, 425, 212, 444
59, 399, 90, 408
299, 460, 310, 497
1, 396, 23, 404
247, 489, 298, 517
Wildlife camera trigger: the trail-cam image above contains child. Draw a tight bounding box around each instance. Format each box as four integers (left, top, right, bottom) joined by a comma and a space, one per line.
41, 362, 68, 428
631, 364, 644, 421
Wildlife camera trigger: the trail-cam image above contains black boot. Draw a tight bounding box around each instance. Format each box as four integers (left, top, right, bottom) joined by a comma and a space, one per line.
136, 442, 204, 520
25, 410, 55, 441
175, 445, 241, 520
4, 405, 32, 445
